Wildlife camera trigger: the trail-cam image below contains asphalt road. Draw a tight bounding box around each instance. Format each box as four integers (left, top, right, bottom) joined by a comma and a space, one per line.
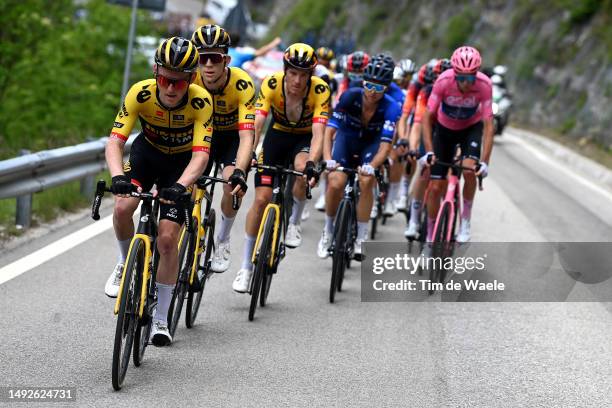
1, 129, 611, 407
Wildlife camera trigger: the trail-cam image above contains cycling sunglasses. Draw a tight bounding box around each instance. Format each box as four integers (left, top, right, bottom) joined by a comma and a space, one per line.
363, 81, 387, 93
156, 74, 190, 91
199, 52, 225, 65
455, 74, 476, 83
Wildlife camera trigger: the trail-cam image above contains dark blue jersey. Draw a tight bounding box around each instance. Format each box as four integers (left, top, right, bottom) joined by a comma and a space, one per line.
327, 87, 401, 143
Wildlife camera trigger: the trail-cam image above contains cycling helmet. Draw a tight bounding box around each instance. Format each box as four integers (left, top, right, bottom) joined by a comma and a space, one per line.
451, 46, 482, 74
424, 64, 437, 84
346, 51, 370, 73
374, 53, 395, 67
416, 64, 428, 84
398, 58, 416, 75
393, 66, 404, 83
491, 74, 504, 85
191, 24, 232, 52
155, 37, 199, 72
493, 65, 508, 76
284, 43, 318, 70
316, 46, 335, 61
434, 58, 452, 75
363, 56, 394, 85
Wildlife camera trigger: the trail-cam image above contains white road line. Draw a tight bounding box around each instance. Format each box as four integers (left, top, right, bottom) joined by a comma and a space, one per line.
0, 215, 113, 286
506, 133, 612, 203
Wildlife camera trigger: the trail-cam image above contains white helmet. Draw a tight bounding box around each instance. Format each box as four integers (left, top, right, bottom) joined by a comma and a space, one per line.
493, 65, 508, 76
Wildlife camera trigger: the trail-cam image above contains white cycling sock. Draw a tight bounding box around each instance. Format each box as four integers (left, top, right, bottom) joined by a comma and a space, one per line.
117, 238, 131, 264
217, 213, 235, 244
325, 215, 335, 235
357, 221, 369, 241
388, 182, 400, 204
398, 175, 409, 199
154, 282, 174, 324
319, 177, 327, 196
289, 197, 306, 225
241, 234, 256, 271
410, 200, 422, 224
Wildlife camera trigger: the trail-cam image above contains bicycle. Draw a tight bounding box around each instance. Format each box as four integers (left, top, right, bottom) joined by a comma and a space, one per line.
247, 163, 312, 321
167, 164, 239, 338
426, 150, 483, 294
370, 160, 390, 240
91, 181, 190, 390
327, 166, 359, 303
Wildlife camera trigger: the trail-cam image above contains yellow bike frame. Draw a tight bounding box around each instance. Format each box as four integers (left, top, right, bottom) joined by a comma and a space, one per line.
251, 203, 281, 267
113, 233, 153, 318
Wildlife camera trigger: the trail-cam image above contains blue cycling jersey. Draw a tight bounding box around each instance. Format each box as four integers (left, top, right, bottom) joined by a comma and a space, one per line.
327, 87, 401, 143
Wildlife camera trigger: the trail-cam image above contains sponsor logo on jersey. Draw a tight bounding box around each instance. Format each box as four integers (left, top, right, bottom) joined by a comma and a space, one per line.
137, 90, 151, 103
156, 110, 164, 117
267, 77, 277, 89
119, 103, 129, 118
217, 100, 226, 107
245, 114, 255, 120
113, 122, 124, 128
314, 84, 327, 94
445, 95, 477, 107
173, 114, 184, 120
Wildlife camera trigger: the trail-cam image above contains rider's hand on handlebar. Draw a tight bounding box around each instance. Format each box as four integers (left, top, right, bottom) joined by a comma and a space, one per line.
395, 138, 410, 156
359, 163, 375, 176
418, 152, 436, 167
304, 160, 319, 187
159, 182, 187, 204
324, 159, 338, 170
475, 162, 489, 178
250, 151, 258, 167
229, 168, 248, 197
110, 175, 137, 197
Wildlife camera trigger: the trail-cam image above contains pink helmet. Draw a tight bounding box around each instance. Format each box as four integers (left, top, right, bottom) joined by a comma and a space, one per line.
451, 46, 481, 74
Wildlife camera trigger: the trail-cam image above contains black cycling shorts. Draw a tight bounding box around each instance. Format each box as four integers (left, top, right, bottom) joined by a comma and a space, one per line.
431, 121, 482, 180
124, 134, 190, 224
204, 130, 240, 175
254, 127, 311, 188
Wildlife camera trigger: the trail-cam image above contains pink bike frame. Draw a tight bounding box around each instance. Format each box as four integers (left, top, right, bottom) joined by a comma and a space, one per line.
431, 173, 461, 243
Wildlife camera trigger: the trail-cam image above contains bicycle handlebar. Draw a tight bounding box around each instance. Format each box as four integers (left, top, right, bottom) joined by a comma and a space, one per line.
434, 160, 484, 190
251, 163, 313, 200
196, 174, 240, 211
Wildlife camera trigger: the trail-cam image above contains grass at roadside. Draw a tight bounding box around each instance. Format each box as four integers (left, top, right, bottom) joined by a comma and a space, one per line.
0, 171, 111, 240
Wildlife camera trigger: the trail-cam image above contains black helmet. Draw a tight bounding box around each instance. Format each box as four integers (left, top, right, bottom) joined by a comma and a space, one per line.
155, 37, 199, 72
192, 24, 231, 52
363, 55, 394, 85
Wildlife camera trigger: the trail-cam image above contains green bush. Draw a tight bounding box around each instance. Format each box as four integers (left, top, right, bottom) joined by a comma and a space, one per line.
445, 9, 477, 51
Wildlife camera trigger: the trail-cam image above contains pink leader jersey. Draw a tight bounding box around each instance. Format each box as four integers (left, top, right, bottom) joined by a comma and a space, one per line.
427, 69, 493, 130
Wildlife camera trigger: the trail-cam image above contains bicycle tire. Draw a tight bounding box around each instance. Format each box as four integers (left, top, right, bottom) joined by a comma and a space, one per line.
330, 200, 350, 303
249, 207, 276, 321
112, 238, 145, 391
429, 202, 451, 294
132, 270, 151, 367
186, 209, 215, 328
168, 220, 194, 338
338, 201, 355, 293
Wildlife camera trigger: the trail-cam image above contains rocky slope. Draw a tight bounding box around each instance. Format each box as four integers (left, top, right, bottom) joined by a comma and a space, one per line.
257, 0, 612, 151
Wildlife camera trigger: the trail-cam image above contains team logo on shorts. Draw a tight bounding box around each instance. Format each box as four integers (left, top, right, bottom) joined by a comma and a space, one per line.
123, 161, 131, 172
167, 208, 178, 219
261, 175, 272, 185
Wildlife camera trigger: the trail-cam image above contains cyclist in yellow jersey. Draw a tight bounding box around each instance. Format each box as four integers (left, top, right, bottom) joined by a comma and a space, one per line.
232, 43, 331, 293
104, 37, 214, 346
191, 24, 255, 273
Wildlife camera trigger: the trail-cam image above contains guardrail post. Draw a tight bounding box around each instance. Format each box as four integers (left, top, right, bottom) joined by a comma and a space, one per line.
15, 149, 33, 229
80, 137, 96, 198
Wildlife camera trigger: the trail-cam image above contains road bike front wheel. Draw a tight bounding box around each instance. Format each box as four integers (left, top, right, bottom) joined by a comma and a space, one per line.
331, 200, 350, 303
186, 209, 215, 328
112, 238, 145, 391
249, 208, 276, 321
429, 202, 451, 294
168, 221, 195, 338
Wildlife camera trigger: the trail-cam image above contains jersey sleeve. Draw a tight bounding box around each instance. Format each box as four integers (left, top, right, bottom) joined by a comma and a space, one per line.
312, 81, 331, 125
381, 101, 401, 143
413, 89, 428, 124
110, 83, 143, 142
191, 93, 214, 153
237, 73, 257, 130
480, 81, 494, 120
402, 82, 419, 115
254, 74, 274, 117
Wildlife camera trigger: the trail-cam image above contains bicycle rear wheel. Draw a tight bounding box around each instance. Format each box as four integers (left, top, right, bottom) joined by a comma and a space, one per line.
112, 238, 145, 391
429, 202, 451, 294
331, 200, 350, 303
249, 208, 276, 321
168, 221, 195, 338
186, 209, 215, 328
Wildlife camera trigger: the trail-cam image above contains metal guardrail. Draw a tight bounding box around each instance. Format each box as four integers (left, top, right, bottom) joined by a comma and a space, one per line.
0, 134, 136, 229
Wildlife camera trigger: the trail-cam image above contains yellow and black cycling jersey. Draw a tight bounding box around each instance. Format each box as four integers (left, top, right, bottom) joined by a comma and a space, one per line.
110, 79, 214, 154
194, 67, 257, 132
255, 71, 331, 134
